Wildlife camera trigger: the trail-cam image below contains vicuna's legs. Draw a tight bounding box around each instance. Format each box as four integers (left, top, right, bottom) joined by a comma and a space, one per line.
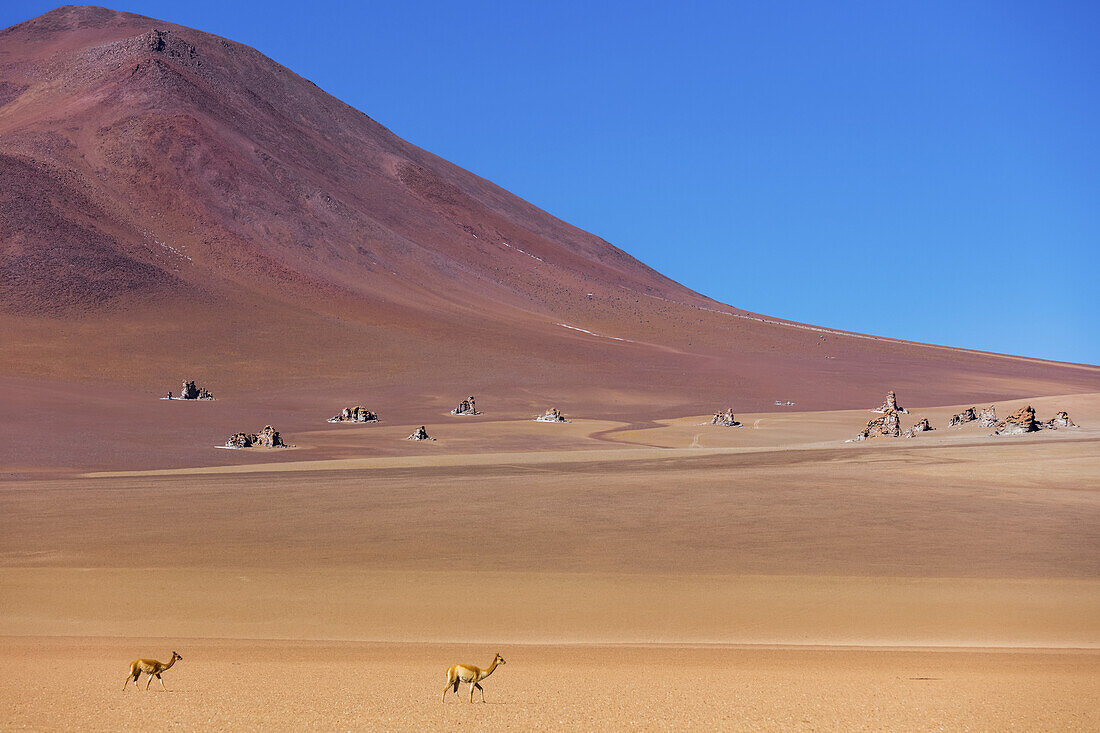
442, 675, 458, 702
123, 671, 139, 691
155, 673, 168, 691
474, 682, 486, 702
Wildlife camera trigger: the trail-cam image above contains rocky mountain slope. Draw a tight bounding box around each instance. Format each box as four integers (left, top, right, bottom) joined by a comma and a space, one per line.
1, 5, 1097, 416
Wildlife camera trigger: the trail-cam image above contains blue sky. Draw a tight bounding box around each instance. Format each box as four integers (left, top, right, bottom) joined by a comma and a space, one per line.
6, 1, 1098, 364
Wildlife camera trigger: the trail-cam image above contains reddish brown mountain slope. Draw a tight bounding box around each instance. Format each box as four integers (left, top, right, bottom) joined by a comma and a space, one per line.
1, 5, 1097, 423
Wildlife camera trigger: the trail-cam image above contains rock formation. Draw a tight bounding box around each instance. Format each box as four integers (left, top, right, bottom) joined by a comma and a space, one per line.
175, 380, 214, 400
1044, 411, 1078, 429
534, 408, 570, 423
254, 425, 284, 447
850, 408, 902, 441
903, 417, 935, 438
224, 432, 251, 449
407, 425, 435, 441
872, 391, 908, 414
977, 405, 997, 427
224, 425, 286, 448
992, 406, 1041, 435
450, 396, 480, 415
710, 408, 742, 427
948, 407, 977, 427
328, 406, 379, 423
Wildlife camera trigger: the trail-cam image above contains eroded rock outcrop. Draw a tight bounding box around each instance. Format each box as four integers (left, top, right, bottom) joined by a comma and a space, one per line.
993, 406, 1041, 435
450, 396, 480, 415
903, 417, 935, 438
949, 407, 977, 427
1045, 411, 1078, 429
850, 408, 902, 441
872, 390, 909, 414
710, 408, 742, 427
534, 408, 570, 423
224, 425, 286, 448
174, 380, 214, 400
329, 406, 378, 423
977, 405, 997, 427
407, 425, 435, 441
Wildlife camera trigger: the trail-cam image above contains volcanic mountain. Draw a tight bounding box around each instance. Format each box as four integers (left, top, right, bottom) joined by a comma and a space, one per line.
2, 5, 1098, 421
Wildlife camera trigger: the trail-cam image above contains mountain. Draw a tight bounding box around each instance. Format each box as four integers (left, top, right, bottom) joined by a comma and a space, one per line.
1, 5, 1097, 419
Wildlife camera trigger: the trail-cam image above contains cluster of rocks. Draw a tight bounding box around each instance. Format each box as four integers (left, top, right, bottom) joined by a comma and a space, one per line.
850, 391, 940, 441
450, 396, 480, 416
992, 406, 1079, 435
945, 403, 1078, 436
872, 390, 908, 415
852, 411, 940, 442
903, 418, 935, 438
710, 408, 742, 427
328, 406, 378, 423
850, 409, 902, 441
407, 425, 435, 441
169, 380, 214, 400
534, 408, 570, 423
225, 425, 286, 449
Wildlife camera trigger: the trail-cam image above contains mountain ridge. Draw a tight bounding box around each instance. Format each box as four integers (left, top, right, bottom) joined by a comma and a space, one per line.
1, 5, 1097, 414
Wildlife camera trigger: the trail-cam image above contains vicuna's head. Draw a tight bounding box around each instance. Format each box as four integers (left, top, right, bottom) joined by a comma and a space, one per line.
172, 651, 183, 661
495, 653, 506, 665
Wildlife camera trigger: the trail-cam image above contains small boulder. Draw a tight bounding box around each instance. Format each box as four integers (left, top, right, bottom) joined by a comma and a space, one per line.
993, 405, 1042, 435
178, 380, 214, 400
903, 417, 935, 438
710, 408, 742, 427
949, 407, 977, 427
224, 425, 286, 448
450, 395, 480, 416
1044, 410, 1078, 429
225, 432, 252, 449
253, 425, 285, 447
535, 408, 570, 423
329, 405, 379, 423
407, 425, 435, 441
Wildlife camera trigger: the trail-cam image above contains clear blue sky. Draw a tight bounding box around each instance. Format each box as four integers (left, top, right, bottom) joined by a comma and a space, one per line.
6, 1, 1098, 364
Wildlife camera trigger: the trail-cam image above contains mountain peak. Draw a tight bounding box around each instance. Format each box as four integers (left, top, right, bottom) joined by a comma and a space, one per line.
1, 5, 1097, 410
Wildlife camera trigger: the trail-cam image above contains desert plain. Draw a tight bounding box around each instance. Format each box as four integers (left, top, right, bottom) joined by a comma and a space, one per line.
2, 388, 1098, 730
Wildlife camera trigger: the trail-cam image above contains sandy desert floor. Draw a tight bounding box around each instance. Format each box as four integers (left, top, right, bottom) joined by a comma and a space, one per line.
1, 638, 1097, 731
1, 392, 1098, 729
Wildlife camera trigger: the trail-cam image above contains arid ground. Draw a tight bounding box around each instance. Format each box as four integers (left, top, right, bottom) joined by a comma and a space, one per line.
2, 392, 1097, 730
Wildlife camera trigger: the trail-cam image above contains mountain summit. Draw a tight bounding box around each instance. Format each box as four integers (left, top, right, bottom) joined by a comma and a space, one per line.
1, 5, 1096, 412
